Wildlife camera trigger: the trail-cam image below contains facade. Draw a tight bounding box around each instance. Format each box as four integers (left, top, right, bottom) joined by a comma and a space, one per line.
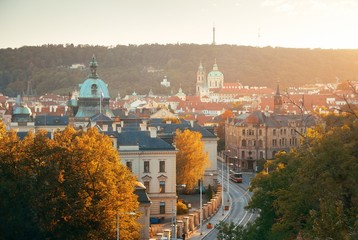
112, 124, 177, 221
225, 111, 316, 171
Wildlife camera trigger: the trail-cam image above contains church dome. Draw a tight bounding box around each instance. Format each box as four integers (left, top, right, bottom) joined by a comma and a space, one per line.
208, 62, 223, 78
78, 79, 110, 99
13, 104, 32, 115
78, 55, 110, 99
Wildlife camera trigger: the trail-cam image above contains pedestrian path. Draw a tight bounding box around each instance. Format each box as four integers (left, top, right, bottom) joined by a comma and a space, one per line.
188, 191, 231, 240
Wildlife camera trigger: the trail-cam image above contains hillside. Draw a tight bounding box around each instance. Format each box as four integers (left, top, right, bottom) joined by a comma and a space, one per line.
1, 44, 358, 97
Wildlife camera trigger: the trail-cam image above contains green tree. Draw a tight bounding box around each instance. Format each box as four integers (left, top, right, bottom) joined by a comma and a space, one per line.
174, 129, 209, 193
244, 117, 358, 240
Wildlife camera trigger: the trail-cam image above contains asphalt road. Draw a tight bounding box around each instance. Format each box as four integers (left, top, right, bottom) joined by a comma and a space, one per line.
202, 162, 257, 239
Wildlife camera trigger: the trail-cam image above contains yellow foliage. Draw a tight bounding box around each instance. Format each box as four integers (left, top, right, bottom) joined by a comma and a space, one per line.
174, 129, 210, 192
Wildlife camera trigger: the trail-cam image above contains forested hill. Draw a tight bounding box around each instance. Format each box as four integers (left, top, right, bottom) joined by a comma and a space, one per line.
1, 44, 358, 97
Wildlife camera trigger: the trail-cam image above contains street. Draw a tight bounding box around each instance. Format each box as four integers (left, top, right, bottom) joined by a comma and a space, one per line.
202, 161, 257, 239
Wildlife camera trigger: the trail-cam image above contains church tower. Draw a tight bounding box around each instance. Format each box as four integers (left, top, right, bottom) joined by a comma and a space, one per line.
75, 55, 113, 119
273, 82, 283, 114
196, 61, 207, 96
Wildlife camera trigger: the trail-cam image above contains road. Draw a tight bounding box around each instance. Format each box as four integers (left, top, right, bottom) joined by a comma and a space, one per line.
202, 161, 257, 239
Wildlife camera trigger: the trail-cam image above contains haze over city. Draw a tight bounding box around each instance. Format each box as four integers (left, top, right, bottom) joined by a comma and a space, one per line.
1, 0, 358, 49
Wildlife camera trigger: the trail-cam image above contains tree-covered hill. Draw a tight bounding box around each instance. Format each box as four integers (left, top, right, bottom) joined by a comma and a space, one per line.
1, 44, 358, 97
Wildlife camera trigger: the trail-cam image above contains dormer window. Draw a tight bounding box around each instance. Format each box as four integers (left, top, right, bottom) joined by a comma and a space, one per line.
91, 84, 97, 95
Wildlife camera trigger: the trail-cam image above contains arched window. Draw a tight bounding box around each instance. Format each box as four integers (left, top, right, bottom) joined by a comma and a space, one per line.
91, 84, 97, 95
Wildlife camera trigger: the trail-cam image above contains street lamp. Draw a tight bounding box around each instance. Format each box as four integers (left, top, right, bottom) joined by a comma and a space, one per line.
200, 176, 203, 235
117, 211, 136, 240
221, 159, 224, 216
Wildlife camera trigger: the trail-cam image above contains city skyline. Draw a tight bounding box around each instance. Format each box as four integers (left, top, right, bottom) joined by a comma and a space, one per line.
1, 0, 358, 49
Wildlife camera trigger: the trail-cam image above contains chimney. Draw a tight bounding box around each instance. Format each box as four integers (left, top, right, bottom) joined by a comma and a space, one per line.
148, 126, 157, 138
190, 120, 194, 128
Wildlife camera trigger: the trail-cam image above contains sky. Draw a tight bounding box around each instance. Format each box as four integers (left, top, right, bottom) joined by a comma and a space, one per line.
1, 0, 358, 49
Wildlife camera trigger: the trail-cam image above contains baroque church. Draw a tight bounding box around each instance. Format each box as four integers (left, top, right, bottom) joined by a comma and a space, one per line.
195, 60, 245, 102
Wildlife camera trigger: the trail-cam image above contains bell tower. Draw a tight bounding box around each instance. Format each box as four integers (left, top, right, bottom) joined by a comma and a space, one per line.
196, 61, 206, 96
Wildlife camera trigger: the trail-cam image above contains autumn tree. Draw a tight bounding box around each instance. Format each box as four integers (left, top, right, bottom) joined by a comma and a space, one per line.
174, 129, 209, 193
0, 124, 140, 240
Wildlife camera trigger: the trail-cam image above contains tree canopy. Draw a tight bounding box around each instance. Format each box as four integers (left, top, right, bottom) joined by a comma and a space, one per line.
174, 129, 209, 193
0, 124, 140, 240
1, 44, 358, 97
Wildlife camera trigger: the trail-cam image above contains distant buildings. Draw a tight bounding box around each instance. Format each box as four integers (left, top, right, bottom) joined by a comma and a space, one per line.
160, 76, 171, 88
225, 87, 316, 171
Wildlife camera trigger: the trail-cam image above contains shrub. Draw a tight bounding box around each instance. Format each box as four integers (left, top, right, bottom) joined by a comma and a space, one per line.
177, 200, 189, 215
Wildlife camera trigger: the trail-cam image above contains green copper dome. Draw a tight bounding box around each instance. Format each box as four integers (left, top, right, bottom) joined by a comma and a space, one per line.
78, 55, 110, 99
78, 79, 110, 98
75, 55, 113, 118
208, 61, 223, 78
13, 105, 32, 115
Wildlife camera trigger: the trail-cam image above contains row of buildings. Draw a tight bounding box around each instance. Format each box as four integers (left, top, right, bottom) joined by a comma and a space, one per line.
1, 56, 219, 240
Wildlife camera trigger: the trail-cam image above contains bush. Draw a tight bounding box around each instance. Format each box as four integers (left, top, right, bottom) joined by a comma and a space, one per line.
177, 200, 189, 215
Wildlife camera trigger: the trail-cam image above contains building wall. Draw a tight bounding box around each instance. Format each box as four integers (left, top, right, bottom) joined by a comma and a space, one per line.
225, 115, 307, 172
120, 151, 177, 220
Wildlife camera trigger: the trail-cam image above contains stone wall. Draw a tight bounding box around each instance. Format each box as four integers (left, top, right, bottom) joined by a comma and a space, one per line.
151, 185, 223, 239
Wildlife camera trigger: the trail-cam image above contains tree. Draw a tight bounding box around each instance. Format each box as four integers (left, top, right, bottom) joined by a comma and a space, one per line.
174, 129, 209, 193
216, 221, 246, 240
244, 116, 358, 239
0, 124, 140, 240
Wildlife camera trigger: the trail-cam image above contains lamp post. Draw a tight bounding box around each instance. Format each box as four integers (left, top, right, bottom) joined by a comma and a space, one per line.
221, 156, 224, 216
200, 176, 203, 235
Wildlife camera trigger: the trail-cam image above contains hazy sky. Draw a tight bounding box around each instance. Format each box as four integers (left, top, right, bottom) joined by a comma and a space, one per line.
1, 0, 358, 49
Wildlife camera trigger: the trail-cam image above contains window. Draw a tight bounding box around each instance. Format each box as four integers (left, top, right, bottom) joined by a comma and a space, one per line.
242, 140, 247, 147
159, 161, 165, 172
144, 181, 150, 193
258, 140, 263, 147
159, 181, 166, 193
260, 151, 264, 159
144, 161, 150, 173
272, 139, 277, 146
91, 84, 97, 95
242, 129, 245, 135
241, 151, 245, 159
273, 129, 276, 136
126, 161, 132, 172
259, 129, 262, 136
160, 202, 165, 214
